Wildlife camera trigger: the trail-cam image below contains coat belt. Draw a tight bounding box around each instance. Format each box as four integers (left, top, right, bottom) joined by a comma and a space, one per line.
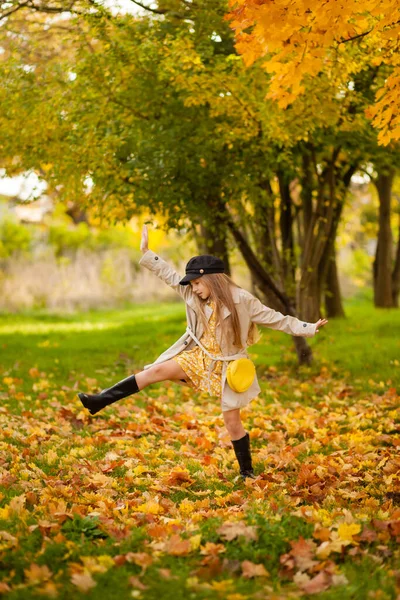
185, 326, 249, 395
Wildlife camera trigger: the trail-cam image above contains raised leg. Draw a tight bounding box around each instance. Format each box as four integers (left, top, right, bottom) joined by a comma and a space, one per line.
134, 359, 189, 389
78, 359, 189, 415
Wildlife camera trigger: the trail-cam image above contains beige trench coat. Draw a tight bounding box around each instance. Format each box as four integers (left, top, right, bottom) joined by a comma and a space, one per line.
139, 249, 317, 412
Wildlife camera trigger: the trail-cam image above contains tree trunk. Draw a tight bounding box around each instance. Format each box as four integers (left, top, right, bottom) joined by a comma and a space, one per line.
65, 201, 88, 224
373, 167, 395, 307
253, 180, 283, 285
298, 161, 338, 321
298, 156, 356, 321
324, 243, 346, 317
320, 201, 346, 318
293, 336, 313, 365
277, 171, 296, 296
224, 208, 314, 365
322, 165, 357, 317
392, 212, 400, 307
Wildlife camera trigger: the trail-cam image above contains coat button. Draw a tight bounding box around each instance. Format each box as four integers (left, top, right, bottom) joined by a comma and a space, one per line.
184, 341, 188, 345
303, 323, 307, 327
154, 256, 159, 260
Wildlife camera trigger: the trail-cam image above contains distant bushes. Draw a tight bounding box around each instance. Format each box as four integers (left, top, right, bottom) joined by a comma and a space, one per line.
0, 216, 203, 311
0, 217, 144, 261
0, 250, 173, 311
47, 222, 140, 257
0, 219, 33, 258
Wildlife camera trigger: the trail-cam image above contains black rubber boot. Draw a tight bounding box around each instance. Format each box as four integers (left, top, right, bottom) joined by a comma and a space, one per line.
231, 431, 256, 480
77, 374, 140, 415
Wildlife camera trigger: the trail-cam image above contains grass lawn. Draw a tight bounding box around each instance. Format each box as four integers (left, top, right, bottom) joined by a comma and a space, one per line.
0, 289, 399, 599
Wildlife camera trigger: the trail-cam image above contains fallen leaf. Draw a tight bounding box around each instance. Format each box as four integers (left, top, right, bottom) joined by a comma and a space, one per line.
128, 576, 148, 590
24, 563, 52, 584
299, 570, 331, 594
125, 552, 153, 573
200, 542, 226, 556
216, 521, 258, 542
337, 522, 361, 541
71, 572, 97, 591
165, 467, 195, 486
166, 534, 192, 556
241, 560, 269, 578
289, 537, 318, 571
158, 568, 173, 579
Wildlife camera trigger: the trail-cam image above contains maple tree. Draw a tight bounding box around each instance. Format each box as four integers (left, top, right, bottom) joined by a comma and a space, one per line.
226, 0, 400, 146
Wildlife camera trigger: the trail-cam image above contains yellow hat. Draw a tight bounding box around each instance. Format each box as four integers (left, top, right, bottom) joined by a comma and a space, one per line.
226, 358, 256, 393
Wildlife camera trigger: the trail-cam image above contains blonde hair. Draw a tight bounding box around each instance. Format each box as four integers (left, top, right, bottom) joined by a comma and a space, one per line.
191, 273, 261, 349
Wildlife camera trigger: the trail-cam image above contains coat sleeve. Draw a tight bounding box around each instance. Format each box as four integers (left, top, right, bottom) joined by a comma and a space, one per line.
243, 292, 317, 338
138, 249, 195, 304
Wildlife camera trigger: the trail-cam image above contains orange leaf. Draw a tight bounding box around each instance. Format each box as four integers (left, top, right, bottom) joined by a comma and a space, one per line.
216, 521, 258, 542
29, 368, 40, 378
241, 560, 269, 578
24, 563, 52, 584
125, 552, 153, 573
289, 537, 318, 571
165, 467, 195, 486
299, 570, 332, 594
200, 542, 226, 556
166, 534, 192, 556
313, 526, 331, 542
71, 573, 97, 591
158, 568, 173, 579
128, 576, 148, 590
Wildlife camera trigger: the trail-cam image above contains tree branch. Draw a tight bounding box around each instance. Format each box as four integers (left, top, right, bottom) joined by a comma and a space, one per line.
127, 0, 168, 14
338, 28, 373, 44
222, 203, 298, 312
0, 1, 83, 22
0, 1, 30, 21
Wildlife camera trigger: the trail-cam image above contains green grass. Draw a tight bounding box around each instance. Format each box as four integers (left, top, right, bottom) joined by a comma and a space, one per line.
1, 288, 398, 391
253, 288, 400, 392
0, 301, 183, 383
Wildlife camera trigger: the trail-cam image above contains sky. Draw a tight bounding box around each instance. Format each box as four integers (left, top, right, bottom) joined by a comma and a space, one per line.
105, 0, 145, 14
0, 0, 143, 200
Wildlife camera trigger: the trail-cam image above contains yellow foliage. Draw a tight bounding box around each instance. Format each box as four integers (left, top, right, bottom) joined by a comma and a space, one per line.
337, 522, 361, 541
134, 500, 164, 515
227, 0, 400, 143
190, 533, 202, 550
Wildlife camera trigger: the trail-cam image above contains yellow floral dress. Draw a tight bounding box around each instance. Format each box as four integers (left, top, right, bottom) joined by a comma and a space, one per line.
173, 298, 223, 398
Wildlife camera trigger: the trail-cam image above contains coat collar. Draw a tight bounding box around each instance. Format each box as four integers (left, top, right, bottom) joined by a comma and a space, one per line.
186, 285, 241, 320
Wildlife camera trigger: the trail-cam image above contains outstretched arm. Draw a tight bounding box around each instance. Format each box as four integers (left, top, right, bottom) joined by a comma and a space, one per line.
243, 291, 327, 337
138, 225, 195, 304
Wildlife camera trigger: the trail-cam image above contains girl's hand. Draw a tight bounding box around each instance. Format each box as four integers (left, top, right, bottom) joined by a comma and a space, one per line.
140, 224, 149, 254
315, 318, 328, 333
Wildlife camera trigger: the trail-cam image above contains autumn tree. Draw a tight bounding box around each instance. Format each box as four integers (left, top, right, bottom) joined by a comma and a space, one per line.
227, 0, 400, 145
1, 0, 398, 364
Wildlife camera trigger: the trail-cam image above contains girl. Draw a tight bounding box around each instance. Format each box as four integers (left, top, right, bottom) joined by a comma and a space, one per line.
78, 225, 328, 480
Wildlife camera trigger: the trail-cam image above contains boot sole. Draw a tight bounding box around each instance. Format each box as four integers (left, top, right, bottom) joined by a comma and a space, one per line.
77, 393, 102, 416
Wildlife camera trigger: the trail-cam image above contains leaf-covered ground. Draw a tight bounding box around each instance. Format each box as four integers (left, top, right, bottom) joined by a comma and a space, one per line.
0, 295, 399, 599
